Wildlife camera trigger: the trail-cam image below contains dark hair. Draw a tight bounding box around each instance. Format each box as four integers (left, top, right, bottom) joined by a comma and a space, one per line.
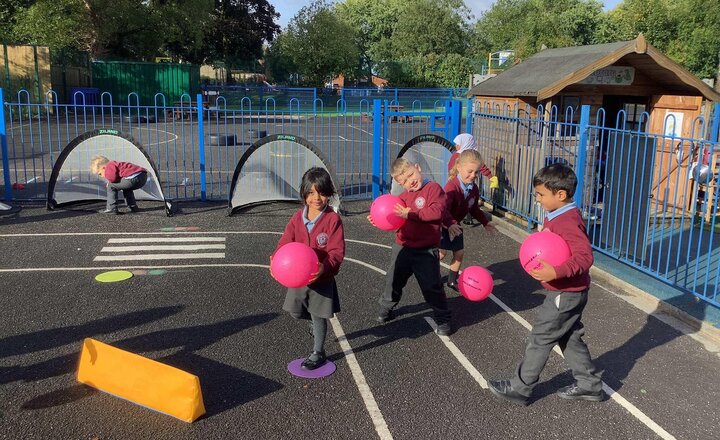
533, 163, 577, 195
300, 167, 336, 200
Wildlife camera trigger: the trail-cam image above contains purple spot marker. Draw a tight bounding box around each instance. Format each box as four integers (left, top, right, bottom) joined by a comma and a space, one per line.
287, 358, 336, 379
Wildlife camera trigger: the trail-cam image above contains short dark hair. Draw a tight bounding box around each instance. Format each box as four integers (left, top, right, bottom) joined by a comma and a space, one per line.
300, 167, 336, 199
533, 163, 577, 195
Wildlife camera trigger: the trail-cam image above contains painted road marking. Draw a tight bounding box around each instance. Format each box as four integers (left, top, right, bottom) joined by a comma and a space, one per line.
100, 244, 226, 252
108, 237, 226, 243
94, 253, 225, 261
94, 235, 227, 261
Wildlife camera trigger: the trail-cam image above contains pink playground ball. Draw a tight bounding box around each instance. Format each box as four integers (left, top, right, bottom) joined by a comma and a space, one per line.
458, 266, 494, 302
271, 242, 319, 288
519, 231, 571, 273
370, 194, 407, 231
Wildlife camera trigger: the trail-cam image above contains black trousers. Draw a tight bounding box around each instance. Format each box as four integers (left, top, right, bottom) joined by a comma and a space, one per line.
107, 172, 148, 209
379, 243, 451, 324
510, 289, 602, 396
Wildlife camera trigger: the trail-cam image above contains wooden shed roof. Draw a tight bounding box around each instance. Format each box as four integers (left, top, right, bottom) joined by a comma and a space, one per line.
467, 35, 720, 102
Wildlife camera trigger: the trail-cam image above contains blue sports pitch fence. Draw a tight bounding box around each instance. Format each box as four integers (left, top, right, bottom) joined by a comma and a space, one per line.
2, 87, 720, 308
471, 100, 720, 308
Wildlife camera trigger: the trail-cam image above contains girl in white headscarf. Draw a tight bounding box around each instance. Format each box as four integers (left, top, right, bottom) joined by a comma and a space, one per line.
448, 133, 494, 181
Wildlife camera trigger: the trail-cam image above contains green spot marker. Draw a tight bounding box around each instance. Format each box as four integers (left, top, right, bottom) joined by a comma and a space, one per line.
148, 269, 167, 276
95, 270, 134, 283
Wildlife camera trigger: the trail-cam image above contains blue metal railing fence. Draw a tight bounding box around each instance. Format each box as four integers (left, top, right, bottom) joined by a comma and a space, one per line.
471, 100, 720, 307
3, 86, 720, 308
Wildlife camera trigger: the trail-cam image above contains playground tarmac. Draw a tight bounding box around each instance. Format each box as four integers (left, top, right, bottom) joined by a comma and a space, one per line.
1, 200, 719, 439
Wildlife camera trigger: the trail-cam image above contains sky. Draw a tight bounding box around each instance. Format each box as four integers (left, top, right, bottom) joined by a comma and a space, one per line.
271, 0, 624, 28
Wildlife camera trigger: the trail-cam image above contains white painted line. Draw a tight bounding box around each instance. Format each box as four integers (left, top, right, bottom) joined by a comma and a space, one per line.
108, 237, 226, 243
345, 257, 386, 274
330, 316, 393, 440
93, 253, 225, 261
0, 263, 269, 273
424, 317, 488, 389
603, 385, 676, 440
25, 176, 39, 183
346, 239, 391, 249
100, 244, 226, 252
0, 231, 282, 237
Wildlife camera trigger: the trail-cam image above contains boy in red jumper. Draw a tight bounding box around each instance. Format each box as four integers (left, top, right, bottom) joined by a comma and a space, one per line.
489, 163, 602, 405
273, 167, 345, 370
90, 155, 148, 214
368, 158, 452, 336
441, 149, 497, 290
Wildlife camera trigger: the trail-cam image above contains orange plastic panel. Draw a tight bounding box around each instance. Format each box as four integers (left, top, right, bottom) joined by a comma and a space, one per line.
77, 338, 205, 422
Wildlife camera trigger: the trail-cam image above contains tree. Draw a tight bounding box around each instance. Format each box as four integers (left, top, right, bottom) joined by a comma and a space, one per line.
202, 0, 280, 71
336, 0, 406, 78
10, 0, 92, 51
391, 0, 470, 58
603, 0, 676, 51
158, 0, 214, 64
665, 0, 720, 79
473, 0, 604, 60
265, 34, 298, 84
281, 1, 359, 86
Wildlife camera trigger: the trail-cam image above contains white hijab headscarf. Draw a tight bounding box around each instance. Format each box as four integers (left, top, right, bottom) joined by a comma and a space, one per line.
453, 133, 477, 153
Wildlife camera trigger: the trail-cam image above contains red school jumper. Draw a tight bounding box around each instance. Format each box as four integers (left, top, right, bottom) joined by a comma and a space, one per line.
541, 207, 593, 292
396, 181, 446, 249
104, 161, 147, 183
274, 205, 345, 283
443, 177, 489, 227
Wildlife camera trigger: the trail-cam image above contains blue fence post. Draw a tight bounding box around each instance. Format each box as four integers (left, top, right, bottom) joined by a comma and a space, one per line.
197, 93, 206, 201
575, 104, 591, 210
451, 99, 462, 140
372, 99, 382, 198
394, 89, 399, 104
313, 88, 317, 113
711, 102, 720, 142
465, 98, 473, 134
0, 88, 11, 202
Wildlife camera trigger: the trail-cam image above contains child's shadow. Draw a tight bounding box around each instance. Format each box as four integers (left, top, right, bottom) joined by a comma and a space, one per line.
450, 258, 545, 332
332, 303, 436, 360
529, 291, 710, 402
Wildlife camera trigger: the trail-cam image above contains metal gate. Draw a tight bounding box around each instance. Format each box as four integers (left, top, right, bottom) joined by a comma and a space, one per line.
371, 98, 463, 198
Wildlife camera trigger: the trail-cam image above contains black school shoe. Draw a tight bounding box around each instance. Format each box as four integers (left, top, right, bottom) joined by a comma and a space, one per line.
435, 322, 453, 336
446, 281, 459, 292
301, 351, 327, 370
488, 379, 529, 405
556, 384, 603, 402
376, 308, 394, 323
128, 205, 141, 213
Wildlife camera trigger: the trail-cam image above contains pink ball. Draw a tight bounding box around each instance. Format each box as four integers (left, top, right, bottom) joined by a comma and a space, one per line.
370, 194, 407, 231
519, 231, 571, 273
271, 242, 319, 288
458, 266, 494, 301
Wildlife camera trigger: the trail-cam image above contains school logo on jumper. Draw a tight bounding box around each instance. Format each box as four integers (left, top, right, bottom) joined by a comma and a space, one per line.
467, 197, 475, 207
415, 197, 426, 209
316, 232, 329, 247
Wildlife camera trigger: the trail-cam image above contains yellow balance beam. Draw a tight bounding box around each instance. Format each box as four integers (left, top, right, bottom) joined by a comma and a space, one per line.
77, 338, 205, 422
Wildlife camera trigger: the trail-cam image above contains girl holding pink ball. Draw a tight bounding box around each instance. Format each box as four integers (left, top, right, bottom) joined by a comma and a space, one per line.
272, 167, 345, 370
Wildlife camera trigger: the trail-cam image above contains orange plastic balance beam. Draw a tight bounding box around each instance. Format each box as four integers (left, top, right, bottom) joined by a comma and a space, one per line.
77, 338, 205, 422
